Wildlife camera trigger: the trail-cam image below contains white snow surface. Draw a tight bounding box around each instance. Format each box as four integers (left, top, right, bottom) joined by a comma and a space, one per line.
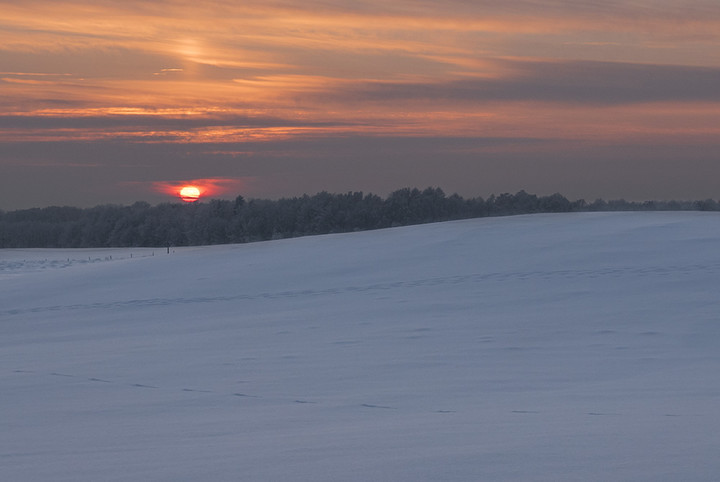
2, 212, 720, 481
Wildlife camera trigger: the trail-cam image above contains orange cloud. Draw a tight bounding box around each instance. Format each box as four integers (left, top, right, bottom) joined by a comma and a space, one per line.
2, 1, 720, 151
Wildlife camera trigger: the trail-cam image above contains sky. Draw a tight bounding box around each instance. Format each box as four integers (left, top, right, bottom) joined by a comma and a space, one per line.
1, 0, 720, 209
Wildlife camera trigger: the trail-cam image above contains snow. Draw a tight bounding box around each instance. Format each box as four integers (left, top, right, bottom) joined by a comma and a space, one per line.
2, 212, 719, 481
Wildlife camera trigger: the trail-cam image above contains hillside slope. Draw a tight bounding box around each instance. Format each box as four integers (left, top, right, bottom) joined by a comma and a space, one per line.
2, 212, 719, 481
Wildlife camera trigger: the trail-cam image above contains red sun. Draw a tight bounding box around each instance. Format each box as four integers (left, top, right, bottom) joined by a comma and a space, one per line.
152, 178, 247, 202
179, 185, 201, 202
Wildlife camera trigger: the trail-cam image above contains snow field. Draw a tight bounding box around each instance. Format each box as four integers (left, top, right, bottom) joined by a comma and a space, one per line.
2, 212, 720, 481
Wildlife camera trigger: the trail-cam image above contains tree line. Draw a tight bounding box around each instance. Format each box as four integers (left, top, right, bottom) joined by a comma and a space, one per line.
1, 188, 718, 248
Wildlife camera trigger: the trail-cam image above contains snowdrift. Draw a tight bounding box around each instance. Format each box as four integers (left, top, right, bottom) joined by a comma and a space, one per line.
2, 212, 719, 481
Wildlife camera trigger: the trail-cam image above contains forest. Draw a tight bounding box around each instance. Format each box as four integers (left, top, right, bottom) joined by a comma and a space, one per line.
1, 188, 719, 248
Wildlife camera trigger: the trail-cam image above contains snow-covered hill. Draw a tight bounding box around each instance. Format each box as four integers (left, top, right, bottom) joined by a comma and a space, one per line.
2, 212, 719, 481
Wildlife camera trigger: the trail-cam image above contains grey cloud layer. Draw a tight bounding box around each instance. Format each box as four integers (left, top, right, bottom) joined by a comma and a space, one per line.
332, 60, 720, 105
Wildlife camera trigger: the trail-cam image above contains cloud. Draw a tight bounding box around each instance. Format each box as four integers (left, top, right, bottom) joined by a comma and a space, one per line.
0, 109, 365, 145
0, 112, 338, 130
328, 59, 720, 105
152, 68, 184, 76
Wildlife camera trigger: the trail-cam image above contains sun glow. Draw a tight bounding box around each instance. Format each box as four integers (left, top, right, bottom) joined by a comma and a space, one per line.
150, 178, 248, 203
179, 185, 201, 202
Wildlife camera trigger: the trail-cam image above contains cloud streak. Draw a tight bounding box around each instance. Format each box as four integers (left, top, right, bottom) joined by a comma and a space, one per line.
329, 59, 720, 105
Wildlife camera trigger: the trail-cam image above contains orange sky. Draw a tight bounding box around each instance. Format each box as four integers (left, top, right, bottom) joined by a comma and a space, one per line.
2, 0, 720, 208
